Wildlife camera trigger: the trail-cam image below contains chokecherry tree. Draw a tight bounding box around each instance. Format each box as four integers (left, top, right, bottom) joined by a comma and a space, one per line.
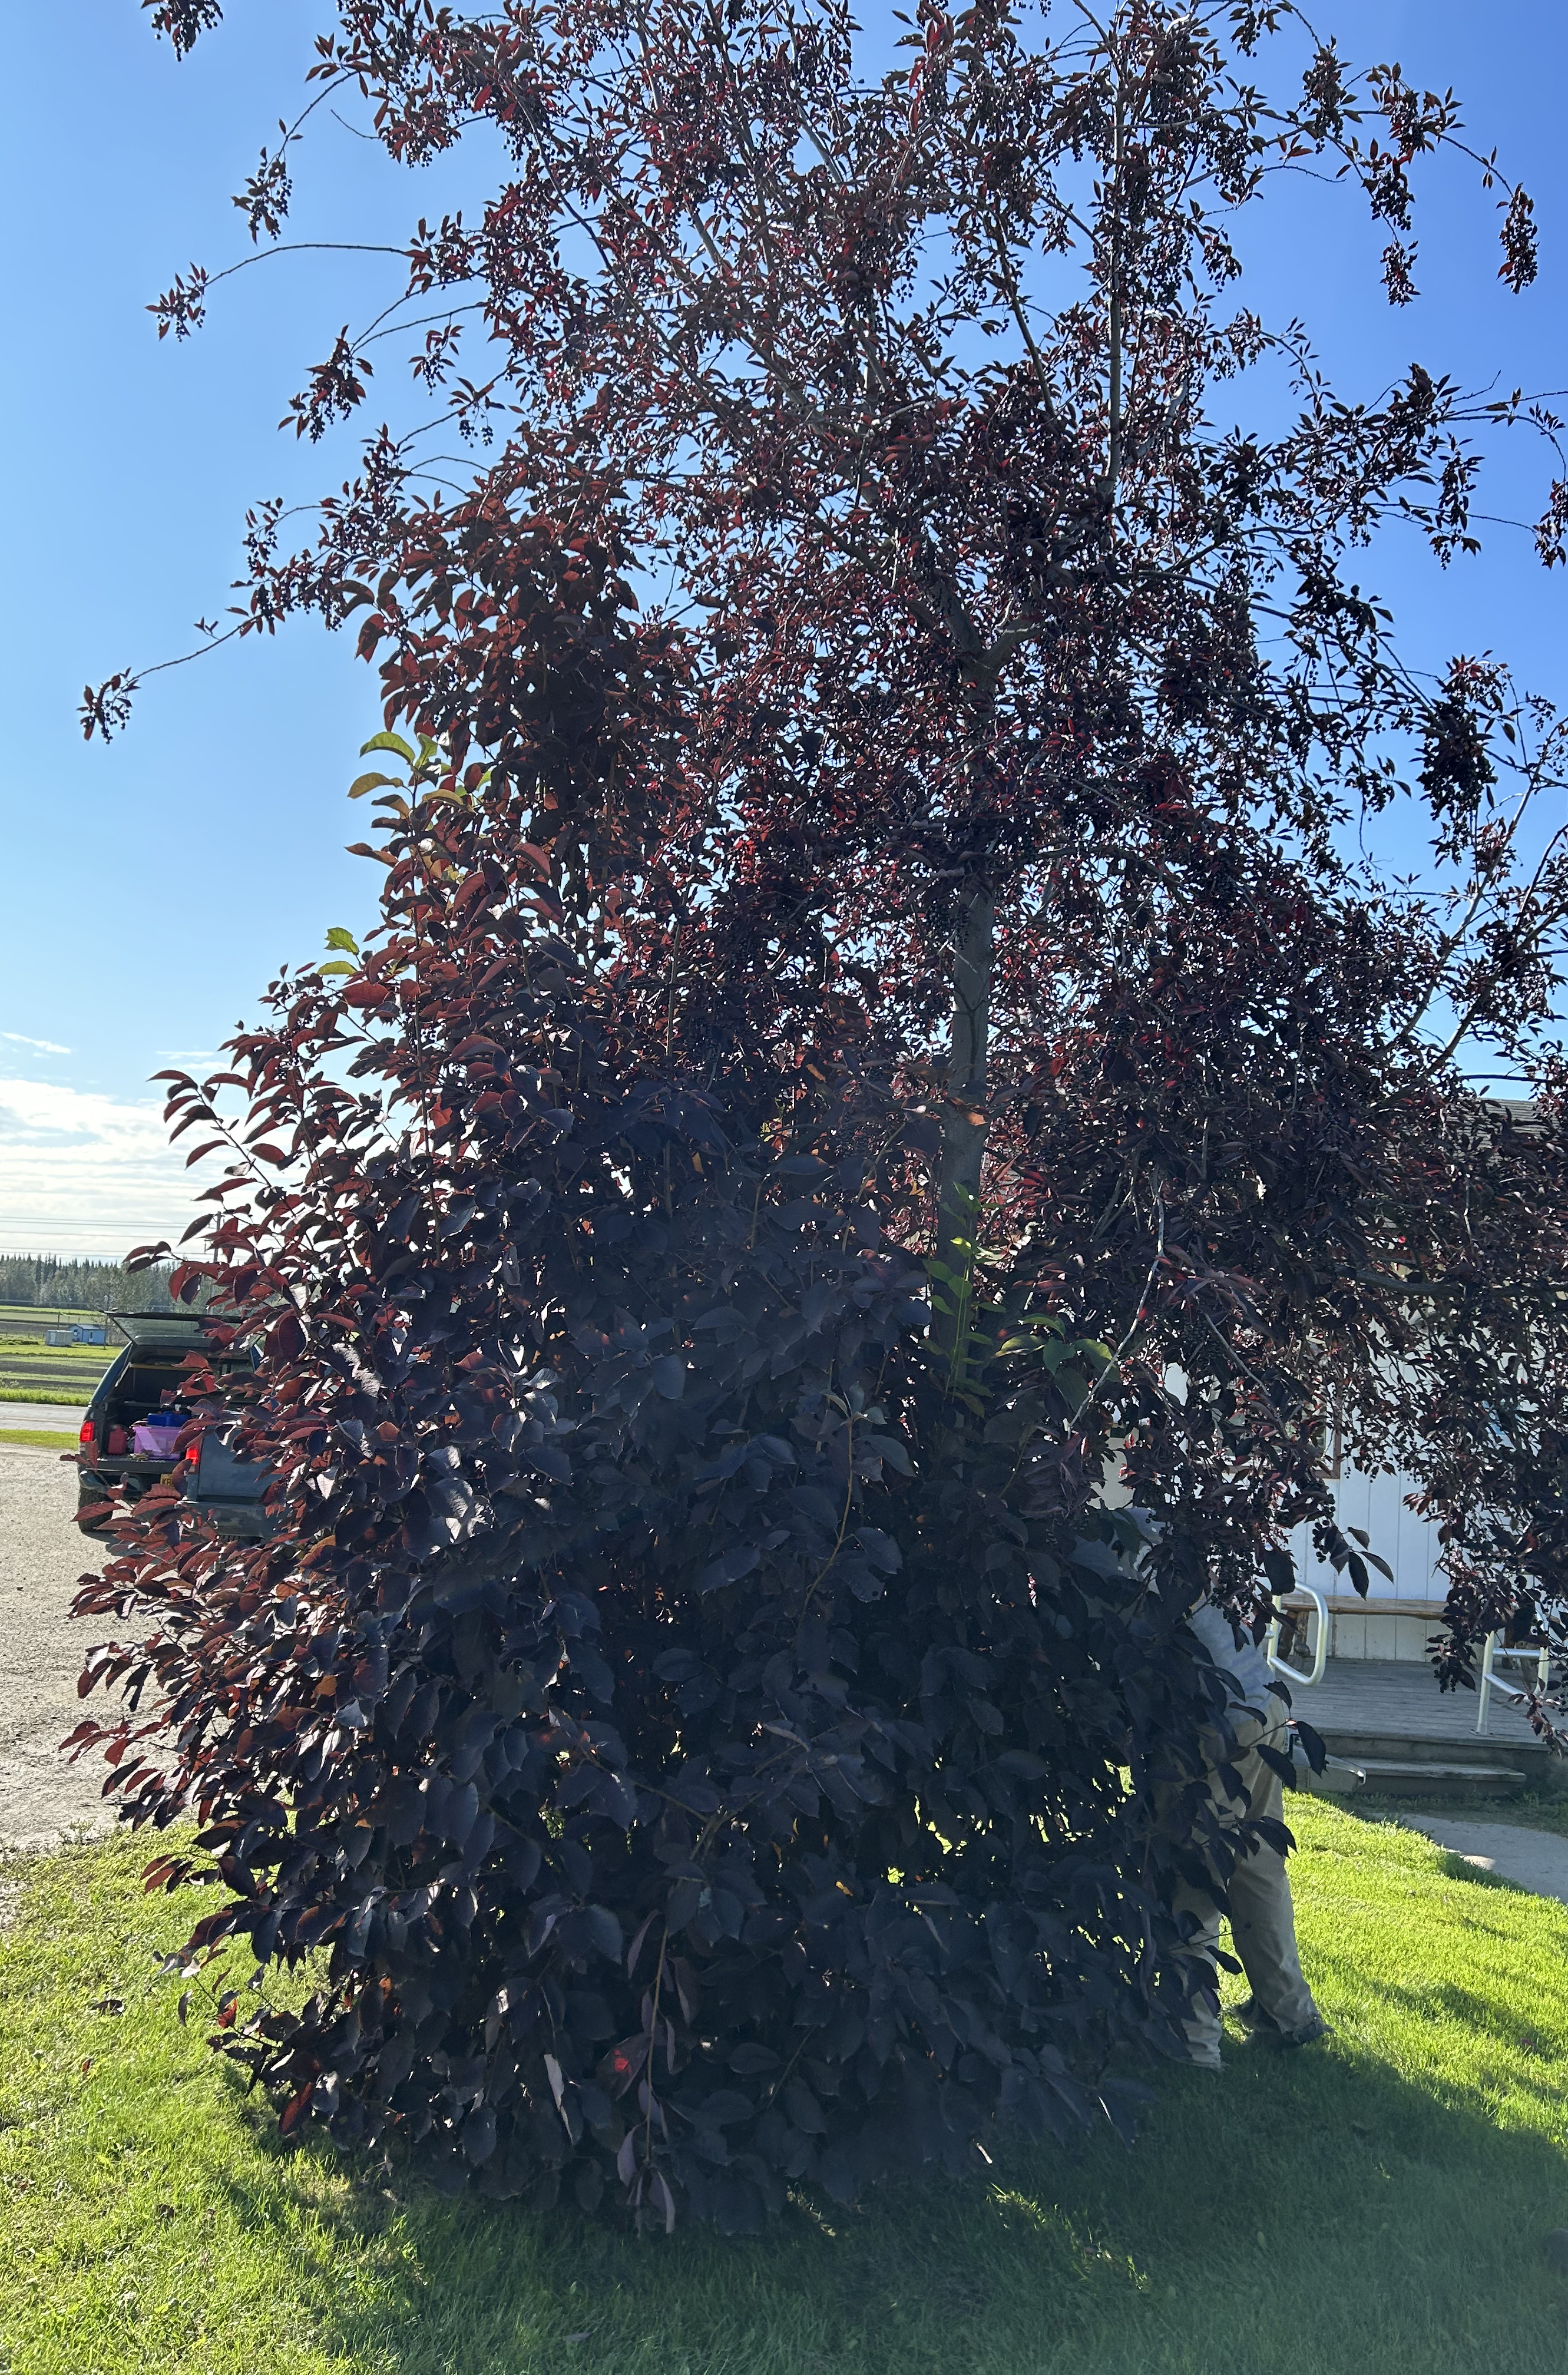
68, 0, 1568, 2217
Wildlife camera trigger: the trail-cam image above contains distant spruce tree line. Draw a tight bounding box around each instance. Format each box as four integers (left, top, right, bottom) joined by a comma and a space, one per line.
0, 1253, 186, 1315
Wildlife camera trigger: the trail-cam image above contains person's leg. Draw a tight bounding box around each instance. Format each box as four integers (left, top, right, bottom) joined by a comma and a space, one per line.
1225, 1714, 1325, 2043
1167, 1873, 1225, 2069
1164, 1718, 1255, 2070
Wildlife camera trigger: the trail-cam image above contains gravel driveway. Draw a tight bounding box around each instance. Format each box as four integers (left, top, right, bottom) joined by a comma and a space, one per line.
0, 1446, 118, 1850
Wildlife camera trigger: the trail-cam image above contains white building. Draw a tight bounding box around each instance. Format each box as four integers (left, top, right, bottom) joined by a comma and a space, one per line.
1284, 1460, 1448, 1663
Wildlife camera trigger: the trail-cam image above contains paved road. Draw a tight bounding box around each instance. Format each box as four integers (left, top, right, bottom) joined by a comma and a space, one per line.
0, 1446, 118, 1850
0, 1400, 86, 1431
1403, 1814, 1568, 1904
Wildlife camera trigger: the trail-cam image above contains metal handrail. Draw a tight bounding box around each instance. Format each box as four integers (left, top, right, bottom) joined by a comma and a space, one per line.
1265, 1585, 1328, 1688
1476, 1629, 1549, 1736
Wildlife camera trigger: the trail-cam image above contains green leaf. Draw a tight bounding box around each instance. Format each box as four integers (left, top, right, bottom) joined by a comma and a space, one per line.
925, 1258, 967, 1288
319, 960, 356, 975
325, 926, 359, 955
359, 731, 415, 762
349, 770, 399, 800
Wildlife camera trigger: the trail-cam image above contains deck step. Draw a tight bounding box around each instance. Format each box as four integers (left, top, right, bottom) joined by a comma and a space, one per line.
1349, 1758, 1527, 1800
1310, 1728, 1550, 1772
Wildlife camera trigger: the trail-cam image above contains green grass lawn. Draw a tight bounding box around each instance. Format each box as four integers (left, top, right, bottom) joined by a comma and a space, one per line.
0, 1352, 115, 1408
0, 1390, 102, 1409
0, 1429, 77, 1451
1358, 1785, 1568, 1839
0, 1339, 114, 1362
0, 1330, 120, 1405
4, 1800, 1568, 2375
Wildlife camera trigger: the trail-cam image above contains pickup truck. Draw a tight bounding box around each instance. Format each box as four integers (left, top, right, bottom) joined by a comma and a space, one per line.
75, 1311, 274, 1539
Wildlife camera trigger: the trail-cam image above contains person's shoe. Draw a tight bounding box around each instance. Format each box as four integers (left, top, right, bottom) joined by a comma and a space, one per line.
1275, 2010, 1332, 2050
1245, 2007, 1331, 2051
1238, 1998, 1331, 2049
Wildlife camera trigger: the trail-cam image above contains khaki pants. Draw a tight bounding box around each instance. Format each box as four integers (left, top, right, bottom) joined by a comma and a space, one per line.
1171, 1705, 1321, 2068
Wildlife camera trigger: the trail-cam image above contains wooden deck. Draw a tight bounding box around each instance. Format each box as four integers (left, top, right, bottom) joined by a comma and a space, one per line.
1279, 1656, 1554, 1771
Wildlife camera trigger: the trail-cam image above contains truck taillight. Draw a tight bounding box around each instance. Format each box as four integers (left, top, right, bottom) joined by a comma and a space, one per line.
79, 1419, 95, 1446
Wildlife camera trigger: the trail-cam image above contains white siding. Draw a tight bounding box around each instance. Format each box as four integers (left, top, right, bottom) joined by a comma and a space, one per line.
1285, 1463, 1449, 1660
1101, 1440, 1451, 1660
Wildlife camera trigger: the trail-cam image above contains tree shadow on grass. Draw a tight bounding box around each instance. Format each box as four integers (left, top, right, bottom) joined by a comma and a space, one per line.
1332, 1797, 1568, 1877
206, 2022, 1568, 2375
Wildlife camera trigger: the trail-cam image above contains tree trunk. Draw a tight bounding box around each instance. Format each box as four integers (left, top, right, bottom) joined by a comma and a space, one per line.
934, 881, 994, 1356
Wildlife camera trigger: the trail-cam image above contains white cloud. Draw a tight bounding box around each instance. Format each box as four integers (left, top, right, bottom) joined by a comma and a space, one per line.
0, 1077, 224, 1259
0, 1030, 72, 1056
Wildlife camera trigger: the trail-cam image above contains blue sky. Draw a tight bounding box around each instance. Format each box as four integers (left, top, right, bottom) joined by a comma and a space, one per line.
1, 0, 1563, 1255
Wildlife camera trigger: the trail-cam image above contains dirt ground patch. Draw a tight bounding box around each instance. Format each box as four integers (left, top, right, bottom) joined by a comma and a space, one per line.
0, 1447, 117, 1850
